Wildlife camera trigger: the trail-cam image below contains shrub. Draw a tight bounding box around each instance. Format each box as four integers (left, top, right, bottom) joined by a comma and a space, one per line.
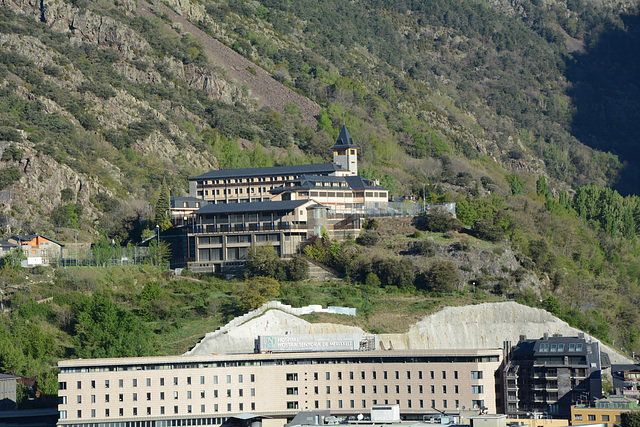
356, 231, 379, 247
0, 167, 21, 189
472, 219, 505, 242
287, 255, 309, 281
413, 209, 464, 233
0, 127, 22, 142
420, 261, 459, 292
1, 144, 24, 161
414, 240, 435, 257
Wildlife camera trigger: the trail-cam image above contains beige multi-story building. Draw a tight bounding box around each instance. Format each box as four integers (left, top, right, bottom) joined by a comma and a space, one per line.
57, 348, 503, 427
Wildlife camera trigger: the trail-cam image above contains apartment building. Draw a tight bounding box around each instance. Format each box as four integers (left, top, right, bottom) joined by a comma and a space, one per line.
185, 200, 332, 272
571, 395, 640, 427
269, 175, 389, 214
502, 334, 604, 419
185, 126, 387, 214
611, 364, 640, 398
57, 348, 502, 427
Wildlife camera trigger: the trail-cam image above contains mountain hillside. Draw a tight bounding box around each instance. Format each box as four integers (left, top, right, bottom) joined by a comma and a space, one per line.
1, 0, 640, 375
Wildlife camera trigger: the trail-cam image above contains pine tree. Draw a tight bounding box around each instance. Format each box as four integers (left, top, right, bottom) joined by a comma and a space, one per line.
155, 179, 171, 231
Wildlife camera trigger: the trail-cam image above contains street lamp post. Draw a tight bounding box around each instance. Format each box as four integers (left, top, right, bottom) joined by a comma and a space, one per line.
74, 230, 78, 267
155, 225, 160, 266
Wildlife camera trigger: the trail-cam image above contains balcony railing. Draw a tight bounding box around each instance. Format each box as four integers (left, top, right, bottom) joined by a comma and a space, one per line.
189, 222, 307, 234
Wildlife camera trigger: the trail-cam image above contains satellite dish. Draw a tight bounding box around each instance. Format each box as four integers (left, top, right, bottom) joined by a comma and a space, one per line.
357, 414, 364, 421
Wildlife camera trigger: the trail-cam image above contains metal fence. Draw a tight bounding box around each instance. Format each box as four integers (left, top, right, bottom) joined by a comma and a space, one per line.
58, 246, 151, 267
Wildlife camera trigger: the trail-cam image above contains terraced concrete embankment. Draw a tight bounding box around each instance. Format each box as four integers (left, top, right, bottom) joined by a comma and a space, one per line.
187, 301, 633, 364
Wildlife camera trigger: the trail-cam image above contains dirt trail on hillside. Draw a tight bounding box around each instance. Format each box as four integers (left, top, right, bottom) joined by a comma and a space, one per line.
137, 0, 320, 128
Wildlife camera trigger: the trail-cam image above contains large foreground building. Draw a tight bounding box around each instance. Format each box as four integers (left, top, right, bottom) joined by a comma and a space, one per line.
57, 345, 503, 427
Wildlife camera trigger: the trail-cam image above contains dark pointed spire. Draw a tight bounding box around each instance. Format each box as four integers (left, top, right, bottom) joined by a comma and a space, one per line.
331, 125, 358, 149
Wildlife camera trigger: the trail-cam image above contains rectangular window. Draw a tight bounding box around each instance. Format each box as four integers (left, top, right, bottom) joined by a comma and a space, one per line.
77, 395, 82, 404
77, 410, 81, 419
326, 386, 331, 394
384, 371, 388, 380
105, 380, 109, 388
432, 399, 436, 408
471, 371, 483, 380
147, 407, 151, 415
174, 377, 178, 386
147, 392, 151, 401
373, 385, 377, 394
187, 405, 192, 414
91, 409, 96, 418
286, 373, 298, 381
588, 415, 596, 421
326, 372, 330, 380
251, 403, 255, 411
575, 415, 583, 421
214, 404, 218, 413
443, 385, 447, 394
146, 378, 151, 387
91, 380, 95, 389
471, 385, 484, 394
133, 408, 137, 416
287, 401, 299, 409
384, 385, 388, 394
362, 386, 366, 394
201, 404, 205, 413
455, 385, 459, 394
362, 371, 366, 380
239, 375, 243, 383
338, 400, 343, 409
214, 390, 218, 398
431, 385, 435, 394
213, 376, 218, 384
395, 385, 400, 394
187, 391, 192, 399
408, 385, 412, 394
362, 400, 366, 408
602, 415, 610, 421
160, 378, 164, 386
338, 386, 343, 394
173, 392, 178, 400
201, 390, 205, 398
239, 389, 243, 397
327, 401, 331, 409
160, 392, 164, 401
419, 385, 423, 394
314, 386, 318, 395
251, 374, 255, 382
419, 371, 423, 380
251, 388, 255, 397
420, 400, 424, 408
315, 401, 319, 409
160, 407, 164, 415
77, 381, 82, 390
338, 372, 342, 380
373, 371, 377, 380
407, 371, 411, 380
350, 372, 354, 380
226, 375, 231, 384
454, 371, 458, 380
174, 406, 178, 414
201, 376, 205, 385
442, 371, 447, 379
430, 371, 435, 379
314, 372, 319, 381
227, 390, 231, 398
133, 379, 137, 387
119, 379, 123, 388
443, 400, 447, 408
105, 394, 110, 403
133, 393, 138, 402
395, 371, 399, 380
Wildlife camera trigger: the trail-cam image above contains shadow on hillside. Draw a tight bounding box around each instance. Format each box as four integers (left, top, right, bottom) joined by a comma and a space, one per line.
567, 12, 640, 195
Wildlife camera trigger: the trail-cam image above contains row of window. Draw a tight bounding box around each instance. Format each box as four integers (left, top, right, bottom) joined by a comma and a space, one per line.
62, 375, 255, 391
288, 370, 483, 381
199, 176, 296, 186
575, 414, 620, 422
67, 388, 257, 404
539, 343, 584, 352
63, 402, 256, 419
294, 384, 484, 395
57, 416, 227, 427
298, 398, 484, 410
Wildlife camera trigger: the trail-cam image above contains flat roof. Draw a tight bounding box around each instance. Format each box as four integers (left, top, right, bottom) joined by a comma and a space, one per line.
194, 200, 311, 215
58, 348, 503, 369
